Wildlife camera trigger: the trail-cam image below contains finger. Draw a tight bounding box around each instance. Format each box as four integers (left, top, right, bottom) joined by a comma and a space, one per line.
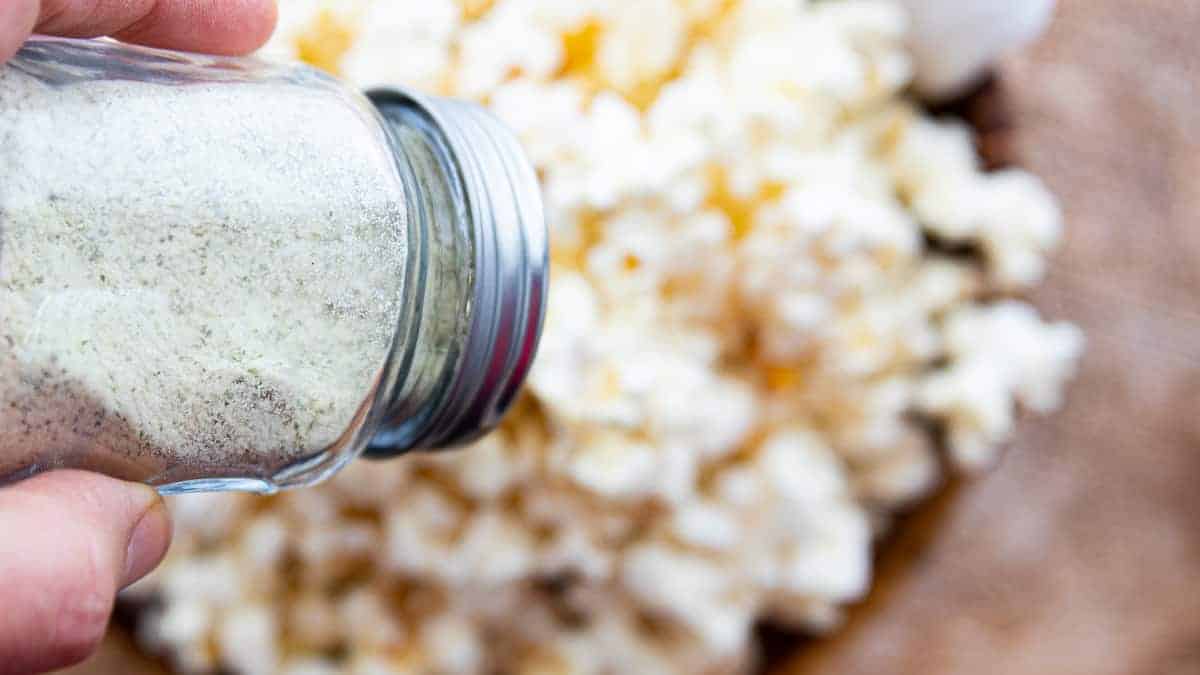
0, 0, 40, 64
0, 471, 172, 674
35, 0, 278, 56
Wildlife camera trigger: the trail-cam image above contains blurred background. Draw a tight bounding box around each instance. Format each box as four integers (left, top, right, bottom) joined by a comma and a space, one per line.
64, 0, 1200, 673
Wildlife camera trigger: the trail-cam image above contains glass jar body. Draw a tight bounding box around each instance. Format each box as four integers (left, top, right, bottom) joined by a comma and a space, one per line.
0, 38, 546, 494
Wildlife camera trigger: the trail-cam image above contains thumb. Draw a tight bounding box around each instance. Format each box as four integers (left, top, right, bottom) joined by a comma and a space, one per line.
0, 470, 172, 674
0, 0, 39, 65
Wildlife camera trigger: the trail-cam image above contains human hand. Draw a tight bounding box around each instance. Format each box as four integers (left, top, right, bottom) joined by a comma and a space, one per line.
0, 0, 278, 64
0, 472, 173, 673
0, 3, 276, 670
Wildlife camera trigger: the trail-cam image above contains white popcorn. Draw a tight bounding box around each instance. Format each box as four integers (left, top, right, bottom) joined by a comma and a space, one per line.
544, 92, 647, 211
454, 10, 564, 98
421, 613, 483, 673
288, 593, 342, 649
647, 57, 740, 152
832, 378, 918, 457
490, 80, 590, 168
279, 659, 339, 675
141, 1, 1082, 673
889, 115, 1064, 287
339, 588, 405, 648
348, 656, 420, 675
337, 0, 459, 89
144, 600, 212, 657
327, 457, 412, 507
454, 509, 538, 585
714, 468, 764, 509
239, 516, 289, 576
594, 0, 687, 93
217, 606, 279, 675
758, 428, 850, 503
159, 555, 244, 609
853, 429, 940, 505
170, 492, 250, 542
536, 518, 615, 579
296, 521, 375, 573
973, 169, 1063, 288
643, 357, 757, 462
382, 485, 466, 577
669, 500, 742, 552
622, 543, 753, 654
918, 302, 1084, 468
527, 273, 600, 411
774, 500, 872, 602
900, 0, 1055, 100
565, 431, 658, 498
438, 432, 529, 499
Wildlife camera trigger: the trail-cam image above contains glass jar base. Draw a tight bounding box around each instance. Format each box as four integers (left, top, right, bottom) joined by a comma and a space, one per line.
157, 477, 279, 496
155, 444, 357, 495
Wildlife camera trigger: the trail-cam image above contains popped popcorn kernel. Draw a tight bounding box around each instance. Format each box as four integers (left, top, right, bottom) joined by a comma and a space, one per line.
139, 1, 1082, 673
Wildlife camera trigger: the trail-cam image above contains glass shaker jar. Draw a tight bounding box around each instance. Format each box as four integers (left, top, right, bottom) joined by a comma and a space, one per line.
0, 37, 547, 494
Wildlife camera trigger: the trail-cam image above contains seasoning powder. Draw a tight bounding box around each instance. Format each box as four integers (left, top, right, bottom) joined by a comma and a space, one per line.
0, 65, 408, 483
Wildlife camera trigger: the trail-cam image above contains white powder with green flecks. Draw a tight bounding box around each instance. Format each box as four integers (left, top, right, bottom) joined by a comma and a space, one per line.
0, 63, 407, 485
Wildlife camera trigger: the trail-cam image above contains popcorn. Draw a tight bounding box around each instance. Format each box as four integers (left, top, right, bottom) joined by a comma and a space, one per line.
139, 1, 1082, 673
852, 428, 940, 504
890, 116, 1065, 288
216, 606, 279, 675
593, 0, 687, 95
453, 8, 563, 97
773, 500, 872, 601
918, 302, 1084, 468
288, 593, 341, 649
339, 588, 405, 648
143, 601, 212, 662
899, 0, 1056, 100
547, 92, 648, 211
758, 428, 850, 502
973, 169, 1063, 288
669, 500, 742, 552
280, 660, 340, 675
622, 542, 754, 653
420, 613, 484, 673
490, 80, 589, 167
564, 431, 659, 498
239, 516, 289, 577
340, 0, 460, 90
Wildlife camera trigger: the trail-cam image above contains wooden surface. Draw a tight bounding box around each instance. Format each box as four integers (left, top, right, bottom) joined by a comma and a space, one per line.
785, 1, 1200, 673
63, 1, 1200, 673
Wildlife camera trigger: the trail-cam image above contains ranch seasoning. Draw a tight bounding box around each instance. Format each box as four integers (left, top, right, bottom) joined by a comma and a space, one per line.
0, 37, 548, 494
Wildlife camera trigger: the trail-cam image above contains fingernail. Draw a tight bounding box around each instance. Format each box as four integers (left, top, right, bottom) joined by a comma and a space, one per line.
122, 498, 171, 589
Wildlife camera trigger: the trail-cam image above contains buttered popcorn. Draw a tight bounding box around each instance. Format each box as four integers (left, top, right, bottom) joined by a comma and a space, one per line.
131, 1, 1084, 673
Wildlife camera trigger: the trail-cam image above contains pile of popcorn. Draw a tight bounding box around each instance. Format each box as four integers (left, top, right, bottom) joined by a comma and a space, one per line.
130, 1, 1085, 673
